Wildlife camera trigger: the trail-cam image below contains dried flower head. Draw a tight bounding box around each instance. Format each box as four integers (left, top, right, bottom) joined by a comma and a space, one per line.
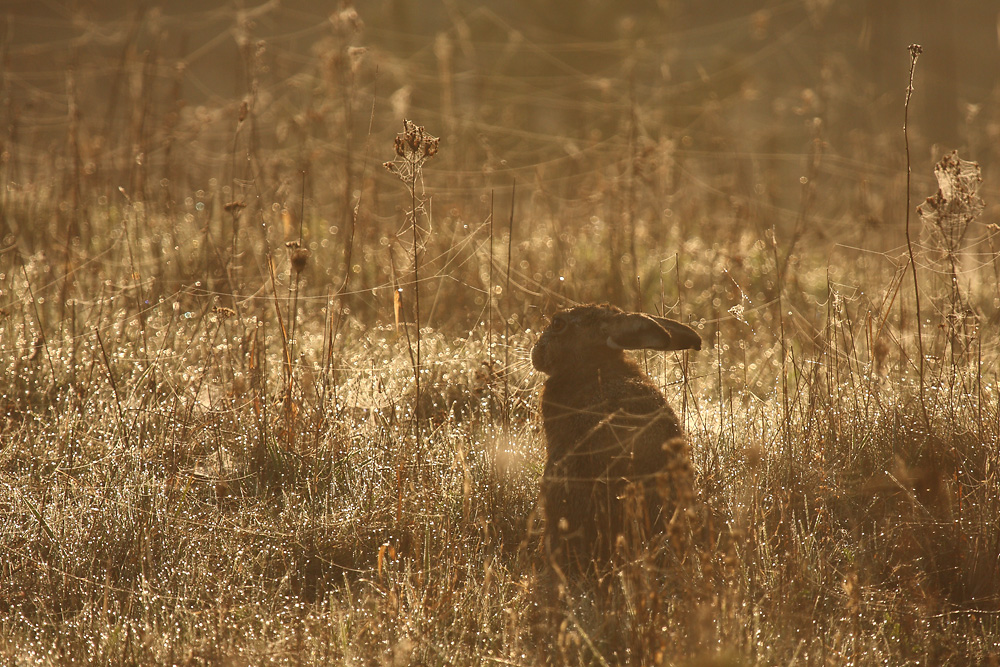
917, 151, 983, 255
291, 247, 310, 275
383, 119, 440, 182
285, 240, 310, 274
212, 306, 237, 319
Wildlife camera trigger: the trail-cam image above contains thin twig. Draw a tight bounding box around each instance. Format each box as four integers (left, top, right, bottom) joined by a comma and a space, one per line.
903, 43, 929, 429
504, 179, 516, 431
770, 223, 791, 471
488, 189, 494, 423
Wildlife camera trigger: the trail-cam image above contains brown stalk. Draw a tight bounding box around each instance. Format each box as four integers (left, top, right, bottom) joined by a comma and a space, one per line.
903, 43, 929, 429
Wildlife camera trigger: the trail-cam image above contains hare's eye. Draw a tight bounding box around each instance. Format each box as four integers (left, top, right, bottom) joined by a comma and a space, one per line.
550, 317, 567, 333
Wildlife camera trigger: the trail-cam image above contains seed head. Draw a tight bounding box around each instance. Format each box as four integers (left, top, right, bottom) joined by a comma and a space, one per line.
385, 119, 440, 181
291, 247, 310, 275
285, 240, 310, 275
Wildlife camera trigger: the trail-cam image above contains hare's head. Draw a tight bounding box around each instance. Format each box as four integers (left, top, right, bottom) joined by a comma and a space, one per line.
531, 303, 701, 377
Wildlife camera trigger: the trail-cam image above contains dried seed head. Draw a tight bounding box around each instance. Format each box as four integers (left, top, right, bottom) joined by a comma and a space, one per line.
291, 247, 310, 274
407, 128, 422, 152
212, 306, 236, 318
385, 119, 439, 181
423, 137, 439, 158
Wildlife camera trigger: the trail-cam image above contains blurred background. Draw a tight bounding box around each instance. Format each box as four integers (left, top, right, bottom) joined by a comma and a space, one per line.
2, 0, 999, 325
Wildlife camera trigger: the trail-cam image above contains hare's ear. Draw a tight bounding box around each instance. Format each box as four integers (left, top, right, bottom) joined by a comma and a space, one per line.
650, 316, 702, 351
606, 313, 702, 352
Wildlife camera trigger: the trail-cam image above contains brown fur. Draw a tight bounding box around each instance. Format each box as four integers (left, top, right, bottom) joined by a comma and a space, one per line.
531, 303, 701, 575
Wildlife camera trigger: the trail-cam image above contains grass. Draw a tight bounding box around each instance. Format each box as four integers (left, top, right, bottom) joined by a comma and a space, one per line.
2, 3, 1000, 665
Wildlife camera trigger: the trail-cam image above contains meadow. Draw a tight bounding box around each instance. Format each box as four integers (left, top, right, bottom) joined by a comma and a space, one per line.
2, 3, 1000, 664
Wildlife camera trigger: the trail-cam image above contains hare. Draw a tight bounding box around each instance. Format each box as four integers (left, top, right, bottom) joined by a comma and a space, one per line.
531, 303, 702, 575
